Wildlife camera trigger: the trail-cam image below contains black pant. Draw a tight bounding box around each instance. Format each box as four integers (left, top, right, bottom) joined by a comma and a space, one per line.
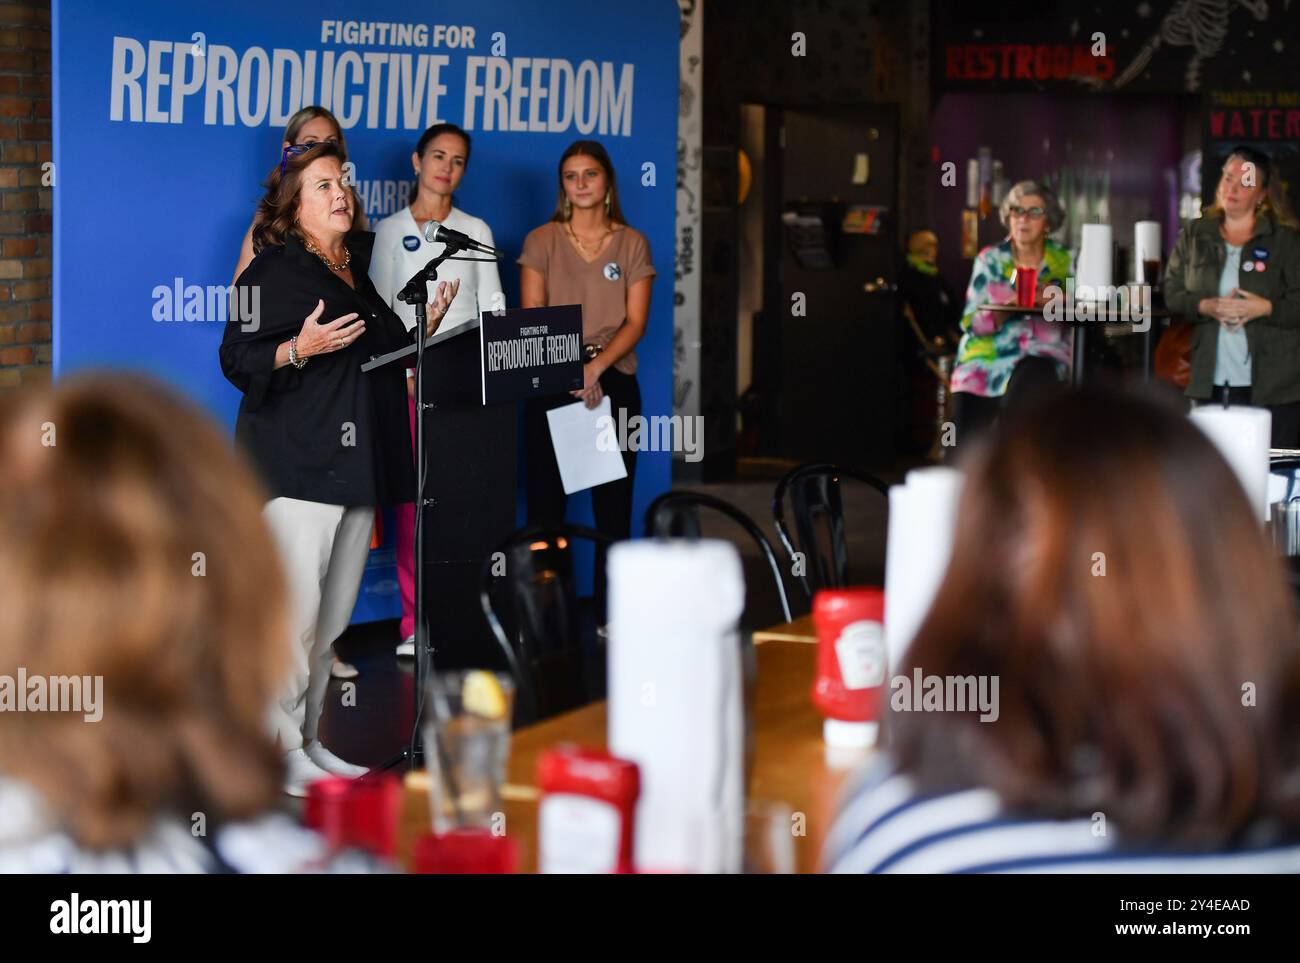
1202, 386, 1300, 449
525, 367, 641, 619
952, 356, 1065, 448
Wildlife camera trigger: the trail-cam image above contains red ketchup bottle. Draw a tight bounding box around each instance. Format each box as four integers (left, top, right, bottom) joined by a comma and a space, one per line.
811, 588, 887, 749
537, 747, 640, 874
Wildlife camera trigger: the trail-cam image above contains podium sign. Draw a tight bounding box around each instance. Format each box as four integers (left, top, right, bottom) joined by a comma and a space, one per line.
480, 305, 584, 404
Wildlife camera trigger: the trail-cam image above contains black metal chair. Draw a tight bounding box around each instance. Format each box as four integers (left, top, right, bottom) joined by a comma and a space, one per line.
643, 491, 793, 623
479, 523, 613, 727
772, 462, 890, 605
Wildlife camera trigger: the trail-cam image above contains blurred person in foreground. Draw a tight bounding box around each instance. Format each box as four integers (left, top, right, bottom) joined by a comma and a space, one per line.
825, 385, 1300, 873
0, 375, 370, 872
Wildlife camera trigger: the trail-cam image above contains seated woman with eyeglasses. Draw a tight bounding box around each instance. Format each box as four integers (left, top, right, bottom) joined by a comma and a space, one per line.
949, 181, 1074, 445
824, 385, 1300, 874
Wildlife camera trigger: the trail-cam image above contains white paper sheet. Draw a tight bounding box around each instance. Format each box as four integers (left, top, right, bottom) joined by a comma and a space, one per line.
545, 397, 628, 495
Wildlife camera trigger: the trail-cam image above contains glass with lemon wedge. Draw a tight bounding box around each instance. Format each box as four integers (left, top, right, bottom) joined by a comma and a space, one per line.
423, 670, 515, 833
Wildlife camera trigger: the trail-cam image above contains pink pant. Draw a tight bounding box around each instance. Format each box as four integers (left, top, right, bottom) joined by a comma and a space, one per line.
396, 393, 417, 640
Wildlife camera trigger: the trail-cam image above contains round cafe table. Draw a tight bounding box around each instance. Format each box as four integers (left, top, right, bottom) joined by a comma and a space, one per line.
980, 301, 1174, 386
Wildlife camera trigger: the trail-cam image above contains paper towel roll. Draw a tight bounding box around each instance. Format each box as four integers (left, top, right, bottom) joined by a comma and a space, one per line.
1190, 405, 1272, 521
884, 466, 964, 668
1134, 221, 1161, 265
1077, 223, 1113, 291
607, 539, 745, 873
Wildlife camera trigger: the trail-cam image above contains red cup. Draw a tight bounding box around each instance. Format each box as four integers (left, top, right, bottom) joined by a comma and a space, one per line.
811, 588, 887, 749
302, 773, 401, 859
1015, 266, 1038, 307
413, 829, 517, 874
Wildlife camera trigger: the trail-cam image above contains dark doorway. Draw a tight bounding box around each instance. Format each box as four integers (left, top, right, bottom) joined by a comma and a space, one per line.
751, 104, 901, 470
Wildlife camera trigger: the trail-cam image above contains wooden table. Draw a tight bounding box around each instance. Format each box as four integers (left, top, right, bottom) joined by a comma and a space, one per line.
981, 301, 1174, 385
398, 636, 869, 873
751, 612, 815, 646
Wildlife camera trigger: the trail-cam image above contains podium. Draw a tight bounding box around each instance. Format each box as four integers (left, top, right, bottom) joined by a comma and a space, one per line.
364, 294, 582, 781
365, 317, 516, 671
419, 319, 519, 670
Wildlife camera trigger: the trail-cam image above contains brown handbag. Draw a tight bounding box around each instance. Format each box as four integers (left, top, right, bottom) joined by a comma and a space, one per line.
1155, 321, 1193, 388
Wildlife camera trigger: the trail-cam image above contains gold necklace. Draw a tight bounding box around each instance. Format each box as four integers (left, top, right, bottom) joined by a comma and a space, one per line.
304, 236, 351, 272
566, 220, 613, 260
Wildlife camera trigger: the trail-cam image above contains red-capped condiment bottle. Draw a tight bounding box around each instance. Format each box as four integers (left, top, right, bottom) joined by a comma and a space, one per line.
811, 588, 887, 748
537, 746, 639, 874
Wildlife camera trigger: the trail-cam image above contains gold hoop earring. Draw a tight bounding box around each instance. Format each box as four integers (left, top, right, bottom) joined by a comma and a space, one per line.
604, 192, 611, 211
563, 197, 571, 219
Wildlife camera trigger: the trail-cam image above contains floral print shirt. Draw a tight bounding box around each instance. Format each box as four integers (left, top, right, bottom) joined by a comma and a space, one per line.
951, 239, 1075, 398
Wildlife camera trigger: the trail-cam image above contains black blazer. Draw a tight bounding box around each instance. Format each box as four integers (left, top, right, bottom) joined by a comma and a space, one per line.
220, 231, 417, 506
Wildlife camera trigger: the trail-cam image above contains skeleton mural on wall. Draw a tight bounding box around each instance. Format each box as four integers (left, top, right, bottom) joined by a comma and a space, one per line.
1113, 0, 1271, 91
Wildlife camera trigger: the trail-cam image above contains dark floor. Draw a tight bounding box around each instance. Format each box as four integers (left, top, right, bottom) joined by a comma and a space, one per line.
317, 464, 901, 771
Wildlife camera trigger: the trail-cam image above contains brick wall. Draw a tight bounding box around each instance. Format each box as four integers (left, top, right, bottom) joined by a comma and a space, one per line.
0, 0, 49, 391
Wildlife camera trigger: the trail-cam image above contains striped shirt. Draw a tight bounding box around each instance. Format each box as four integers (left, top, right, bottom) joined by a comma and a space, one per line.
824, 758, 1300, 874
0, 778, 377, 874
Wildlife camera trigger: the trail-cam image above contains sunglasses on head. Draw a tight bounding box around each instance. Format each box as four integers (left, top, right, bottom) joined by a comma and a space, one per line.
1008, 205, 1046, 219
280, 141, 327, 175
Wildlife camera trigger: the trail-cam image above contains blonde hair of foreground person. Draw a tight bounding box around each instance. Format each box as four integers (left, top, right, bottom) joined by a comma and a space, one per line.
0, 374, 289, 850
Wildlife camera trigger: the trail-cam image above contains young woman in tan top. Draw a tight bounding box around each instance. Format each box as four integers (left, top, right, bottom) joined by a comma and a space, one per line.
518, 140, 656, 618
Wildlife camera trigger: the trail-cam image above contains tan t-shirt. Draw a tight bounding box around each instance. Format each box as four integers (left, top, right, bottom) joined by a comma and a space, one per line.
517, 222, 656, 375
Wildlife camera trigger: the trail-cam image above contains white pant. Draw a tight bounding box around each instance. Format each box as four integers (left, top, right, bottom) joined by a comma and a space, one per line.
262, 498, 375, 751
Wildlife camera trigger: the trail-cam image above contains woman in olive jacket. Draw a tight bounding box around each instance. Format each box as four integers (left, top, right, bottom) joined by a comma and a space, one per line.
1164, 145, 1300, 447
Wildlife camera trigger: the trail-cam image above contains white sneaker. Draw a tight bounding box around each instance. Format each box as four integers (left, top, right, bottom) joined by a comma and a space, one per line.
395, 635, 415, 658
306, 741, 370, 778
283, 747, 333, 798
330, 657, 359, 679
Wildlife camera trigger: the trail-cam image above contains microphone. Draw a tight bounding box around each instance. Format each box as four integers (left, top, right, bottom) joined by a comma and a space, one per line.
423, 219, 499, 256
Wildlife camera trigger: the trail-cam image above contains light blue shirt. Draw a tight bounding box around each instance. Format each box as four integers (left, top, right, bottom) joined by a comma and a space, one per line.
1213, 243, 1251, 387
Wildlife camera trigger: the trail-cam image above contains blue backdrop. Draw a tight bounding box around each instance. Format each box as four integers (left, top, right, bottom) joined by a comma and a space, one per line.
52, 0, 678, 621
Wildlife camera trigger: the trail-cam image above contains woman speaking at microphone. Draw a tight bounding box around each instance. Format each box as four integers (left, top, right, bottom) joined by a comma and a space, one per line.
221, 142, 459, 796
232, 105, 361, 681
518, 140, 656, 627
371, 123, 504, 659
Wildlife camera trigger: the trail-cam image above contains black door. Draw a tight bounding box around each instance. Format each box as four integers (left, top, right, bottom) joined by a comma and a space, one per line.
758, 105, 900, 469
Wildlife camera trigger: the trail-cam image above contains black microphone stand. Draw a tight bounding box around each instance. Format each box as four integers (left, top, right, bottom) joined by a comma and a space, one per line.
382, 244, 460, 772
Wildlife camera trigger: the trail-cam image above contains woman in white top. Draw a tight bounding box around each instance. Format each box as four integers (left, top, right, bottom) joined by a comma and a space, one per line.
370, 123, 504, 657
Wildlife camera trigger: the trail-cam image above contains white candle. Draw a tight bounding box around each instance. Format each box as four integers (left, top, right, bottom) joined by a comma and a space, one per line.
1134, 221, 1162, 281
1077, 223, 1113, 293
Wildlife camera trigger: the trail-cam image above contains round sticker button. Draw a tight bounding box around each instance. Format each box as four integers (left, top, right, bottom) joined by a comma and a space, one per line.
1242, 261, 1254, 272
402, 235, 421, 252
603, 262, 622, 281
1255, 261, 1266, 273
